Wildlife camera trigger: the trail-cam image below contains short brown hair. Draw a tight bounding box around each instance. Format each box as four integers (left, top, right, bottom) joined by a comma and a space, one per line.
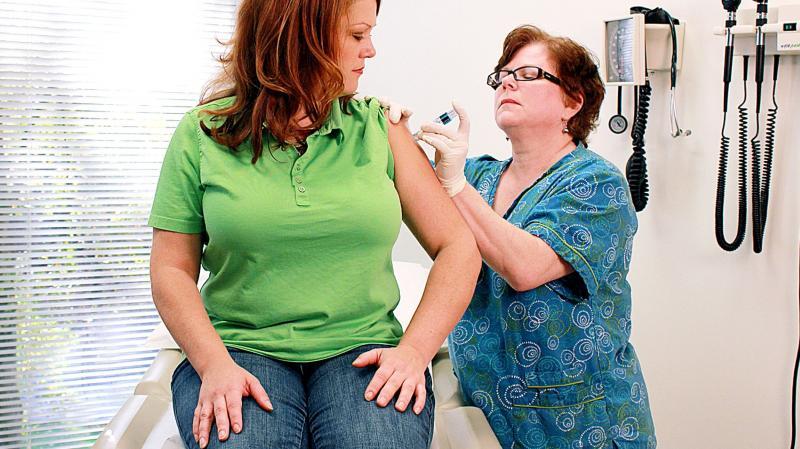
200, 0, 381, 163
495, 25, 604, 145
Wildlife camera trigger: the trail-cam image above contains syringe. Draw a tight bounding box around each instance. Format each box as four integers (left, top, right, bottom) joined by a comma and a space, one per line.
413, 109, 457, 140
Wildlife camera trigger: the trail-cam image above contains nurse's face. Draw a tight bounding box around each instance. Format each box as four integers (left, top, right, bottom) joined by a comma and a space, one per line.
338, 0, 377, 95
493, 43, 570, 135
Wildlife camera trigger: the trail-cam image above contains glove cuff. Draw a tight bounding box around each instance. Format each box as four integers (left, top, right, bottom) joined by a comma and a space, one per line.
442, 177, 467, 197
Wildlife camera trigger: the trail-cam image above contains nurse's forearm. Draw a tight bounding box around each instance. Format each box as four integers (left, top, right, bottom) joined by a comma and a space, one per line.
399, 231, 480, 363
450, 184, 570, 291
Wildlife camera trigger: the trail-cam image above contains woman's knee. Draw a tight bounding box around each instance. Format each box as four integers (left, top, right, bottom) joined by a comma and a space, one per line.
171, 351, 310, 449
306, 347, 435, 449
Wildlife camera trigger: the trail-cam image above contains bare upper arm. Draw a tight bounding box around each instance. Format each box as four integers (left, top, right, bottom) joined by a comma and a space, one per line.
150, 228, 203, 283
386, 117, 473, 260
506, 231, 574, 291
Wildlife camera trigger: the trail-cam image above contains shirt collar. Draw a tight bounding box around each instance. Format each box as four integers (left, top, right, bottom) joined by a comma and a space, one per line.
261, 98, 346, 144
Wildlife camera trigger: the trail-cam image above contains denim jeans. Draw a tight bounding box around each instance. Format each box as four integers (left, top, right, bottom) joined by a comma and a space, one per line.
171, 344, 435, 449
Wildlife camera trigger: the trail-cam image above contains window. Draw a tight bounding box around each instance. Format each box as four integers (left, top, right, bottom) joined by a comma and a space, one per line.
0, 1, 237, 446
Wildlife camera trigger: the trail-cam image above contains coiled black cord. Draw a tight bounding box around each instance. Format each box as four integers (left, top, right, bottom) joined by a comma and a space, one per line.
626, 80, 652, 212
751, 55, 779, 253
715, 56, 749, 251
760, 55, 779, 239
750, 113, 763, 252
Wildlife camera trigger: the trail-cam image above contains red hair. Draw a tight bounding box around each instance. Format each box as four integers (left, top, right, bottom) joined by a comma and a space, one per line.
496, 25, 604, 145
200, 0, 381, 163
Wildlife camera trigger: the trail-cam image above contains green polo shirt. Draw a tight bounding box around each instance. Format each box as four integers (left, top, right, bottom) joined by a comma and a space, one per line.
148, 96, 404, 362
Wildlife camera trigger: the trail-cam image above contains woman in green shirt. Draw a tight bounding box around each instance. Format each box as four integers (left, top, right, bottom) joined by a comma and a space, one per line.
148, 0, 481, 448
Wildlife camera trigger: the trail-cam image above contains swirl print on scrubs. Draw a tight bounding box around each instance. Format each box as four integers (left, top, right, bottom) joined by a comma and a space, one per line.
449, 145, 656, 449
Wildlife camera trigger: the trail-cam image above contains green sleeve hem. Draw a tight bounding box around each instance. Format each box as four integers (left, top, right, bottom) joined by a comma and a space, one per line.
148, 215, 205, 234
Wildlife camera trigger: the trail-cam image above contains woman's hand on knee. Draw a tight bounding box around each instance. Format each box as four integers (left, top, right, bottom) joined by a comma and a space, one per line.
193, 360, 273, 448
352, 344, 428, 415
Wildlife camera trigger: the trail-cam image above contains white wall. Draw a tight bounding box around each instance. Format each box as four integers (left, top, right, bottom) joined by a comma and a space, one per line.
365, 1, 800, 448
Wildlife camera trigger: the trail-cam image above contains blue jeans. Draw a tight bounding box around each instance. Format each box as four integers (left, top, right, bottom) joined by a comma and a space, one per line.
171, 344, 435, 449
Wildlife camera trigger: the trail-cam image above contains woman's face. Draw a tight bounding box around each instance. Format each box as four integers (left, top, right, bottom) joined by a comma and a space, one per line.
338, 0, 377, 95
493, 43, 571, 135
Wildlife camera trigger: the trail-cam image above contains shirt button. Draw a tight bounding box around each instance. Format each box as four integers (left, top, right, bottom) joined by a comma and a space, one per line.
298, 186, 306, 193
295, 177, 303, 184
294, 166, 302, 173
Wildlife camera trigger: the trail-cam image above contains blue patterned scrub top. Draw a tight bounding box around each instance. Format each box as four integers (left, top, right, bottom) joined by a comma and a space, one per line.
448, 145, 656, 449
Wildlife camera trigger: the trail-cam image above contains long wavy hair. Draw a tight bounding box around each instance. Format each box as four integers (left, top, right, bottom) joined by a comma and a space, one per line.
199, 0, 381, 163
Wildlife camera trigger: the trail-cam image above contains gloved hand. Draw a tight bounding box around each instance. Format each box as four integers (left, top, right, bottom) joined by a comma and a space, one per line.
377, 96, 414, 125
418, 101, 470, 197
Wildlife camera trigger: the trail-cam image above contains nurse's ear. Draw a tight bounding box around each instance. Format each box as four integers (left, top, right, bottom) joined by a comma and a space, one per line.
560, 91, 584, 123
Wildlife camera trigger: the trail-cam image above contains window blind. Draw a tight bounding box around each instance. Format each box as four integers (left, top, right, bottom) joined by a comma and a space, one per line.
0, 1, 237, 447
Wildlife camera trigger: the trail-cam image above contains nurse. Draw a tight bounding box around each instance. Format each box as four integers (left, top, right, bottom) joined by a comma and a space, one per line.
419, 25, 657, 449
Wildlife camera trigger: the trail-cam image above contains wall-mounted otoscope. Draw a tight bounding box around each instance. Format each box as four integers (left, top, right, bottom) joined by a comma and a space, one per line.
723, 0, 742, 114
715, 0, 748, 251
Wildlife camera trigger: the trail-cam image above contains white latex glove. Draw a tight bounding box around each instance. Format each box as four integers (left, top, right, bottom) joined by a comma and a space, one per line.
377, 96, 414, 125
418, 101, 469, 197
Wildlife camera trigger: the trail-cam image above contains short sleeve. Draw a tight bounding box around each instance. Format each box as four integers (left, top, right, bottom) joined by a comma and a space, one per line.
521, 163, 636, 299
147, 111, 205, 234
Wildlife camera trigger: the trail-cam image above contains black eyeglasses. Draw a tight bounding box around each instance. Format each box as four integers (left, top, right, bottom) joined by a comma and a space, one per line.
486, 66, 561, 89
